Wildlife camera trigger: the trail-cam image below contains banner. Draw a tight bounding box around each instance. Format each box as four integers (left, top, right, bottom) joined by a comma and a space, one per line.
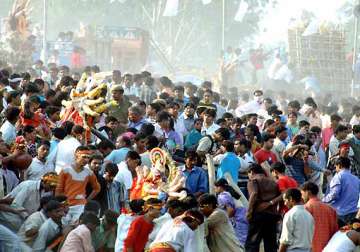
234, 1, 249, 22
163, 0, 179, 17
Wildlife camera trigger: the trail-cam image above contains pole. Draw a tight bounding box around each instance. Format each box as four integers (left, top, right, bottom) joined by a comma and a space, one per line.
222, 0, 225, 50
41, 0, 48, 63
352, 1, 360, 97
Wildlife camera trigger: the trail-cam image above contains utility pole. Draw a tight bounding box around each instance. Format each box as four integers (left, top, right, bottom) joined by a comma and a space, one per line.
352, 0, 360, 97
41, 0, 48, 63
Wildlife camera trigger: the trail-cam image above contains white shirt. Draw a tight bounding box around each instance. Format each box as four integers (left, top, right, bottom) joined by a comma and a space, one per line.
8, 180, 45, 215
152, 219, 198, 252
115, 161, 133, 190
329, 135, 354, 158
18, 210, 48, 246
55, 136, 81, 174
239, 152, 255, 172
32, 218, 61, 252
235, 100, 262, 117
201, 123, 220, 136
323, 231, 357, 252
280, 205, 314, 250
0, 120, 16, 145
25, 157, 55, 181
350, 115, 360, 127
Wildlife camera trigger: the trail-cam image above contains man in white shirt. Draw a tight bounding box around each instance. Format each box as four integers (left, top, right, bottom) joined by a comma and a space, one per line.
114, 151, 141, 201
32, 200, 64, 252
201, 109, 220, 136
328, 125, 353, 159
350, 105, 360, 127
54, 124, 84, 174
279, 188, 314, 252
25, 141, 54, 180
0, 106, 20, 145
150, 210, 204, 252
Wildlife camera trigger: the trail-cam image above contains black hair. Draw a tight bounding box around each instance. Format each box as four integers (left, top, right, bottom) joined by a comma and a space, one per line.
84, 200, 101, 215
203, 108, 216, 118
284, 188, 302, 203
4, 106, 20, 122
145, 135, 159, 151
216, 118, 226, 125
270, 162, 286, 173
353, 125, 360, 134
156, 111, 171, 123
301, 181, 319, 196
235, 139, 252, 151
89, 154, 104, 163
262, 133, 275, 142
222, 112, 234, 119
52, 127, 66, 140
185, 150, 198, 160
72, 125, 85, 135
222, 140, 234, 152
104, 162, 119, 177
198, 193, 217, 208
299, 120, 310, 128
97, 140, 115, 151
80, 211, 100, 226
149, 103, 162, 113
310, 126, 322, 134
184, 103, 195, 109
126, 150, 141, 162
129, 199, 145, 214
335, 156, 351, 169
105, 116, 118, 124
39, 195, 55, 210
275, 125, 287, 135
44, 200, 62, 213
45, 106, 60, 117
23, 95, 41, 119
215, 127, 230, 140
75, 145, 90, 153
248, 163, 266, 175
181, 194, 198, 210
37, 140, 50, 149
335, 125, 349, 134
288, 100, 301, 110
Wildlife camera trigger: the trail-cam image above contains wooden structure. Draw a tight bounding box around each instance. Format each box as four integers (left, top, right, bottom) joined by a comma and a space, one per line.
288, 26, 352, 94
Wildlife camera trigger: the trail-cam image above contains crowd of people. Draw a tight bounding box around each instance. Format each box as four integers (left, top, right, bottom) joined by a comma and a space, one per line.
0, 59, 359, 252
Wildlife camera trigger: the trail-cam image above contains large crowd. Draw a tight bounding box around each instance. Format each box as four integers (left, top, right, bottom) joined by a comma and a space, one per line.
0, 60, 359, 252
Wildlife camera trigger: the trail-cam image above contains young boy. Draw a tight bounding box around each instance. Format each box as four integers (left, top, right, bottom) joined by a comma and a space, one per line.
104, 162, 126, 213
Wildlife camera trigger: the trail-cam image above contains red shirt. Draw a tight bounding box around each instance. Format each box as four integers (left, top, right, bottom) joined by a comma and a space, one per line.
124, 215, 154, 252
277, 175, 298, 215
305, 198, 338, 252
322, 127, 333, 150
254, 149, 277, 165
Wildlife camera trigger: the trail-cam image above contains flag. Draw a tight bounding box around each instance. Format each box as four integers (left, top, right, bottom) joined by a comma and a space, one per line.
163, 0, 179, 17
234, 1, 248, 22
202, 0, 212, 4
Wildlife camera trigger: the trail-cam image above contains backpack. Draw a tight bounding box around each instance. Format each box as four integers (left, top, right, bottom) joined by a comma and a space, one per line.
187, 134, 215, 153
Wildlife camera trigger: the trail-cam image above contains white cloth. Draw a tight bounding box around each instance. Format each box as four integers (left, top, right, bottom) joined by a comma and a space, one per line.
239, 152, 255, 172
0, 120, 17, 145
32, 218, 60, 252
328, 135, 354, 158
0, 168, 19, 196
25, 158, 54, 181
17, 210, 47, 246
8, 180, 43, 215
280, 205, 314, 250
55, 136, 81, 174
235, 100, 262, 117
201, 123, 220, 136
115, 162, 133, 190
147, 212, 173, 247
152, 219, 198, 252
323, 231, 356, 252
350, 115, 360, 127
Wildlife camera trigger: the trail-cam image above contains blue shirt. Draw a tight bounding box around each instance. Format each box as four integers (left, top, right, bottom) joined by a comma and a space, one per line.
128, 118, 147, 131
217, 152, 240, 183
105, 147, 130, 164
323, 169, 360, 216
184, 129, 202, 150
285, 156, 322, 185
182, 166, 209, 195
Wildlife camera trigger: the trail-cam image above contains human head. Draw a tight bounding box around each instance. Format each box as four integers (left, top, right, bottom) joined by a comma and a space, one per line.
222, 112, 234, 127
198, 194, 217, 217
335, 156, 351, 172
166, 102, 180, 119
129, 199, 145, 215
203, 89, 213, 104
253, 90, 263, 102
182, 209, 204, 231
41, 172, 59, 192
128, 106, 143, 123
71, 125, 85, 143
287, 112, 298, 124
97, 140, 114, 157
79, 211, 100, 232
234, 139, 251, 155
104, 162, 118, 182
45, 106, 61, 122
173, 85, 184, 100
111, 85, 124, 102
300, 181, 319, 203
283, 188, 302, 209
74, 146, 91, 167
36, 140, 50, 161
353, 125, 360, 140
89, 154, 104, 174
116, 135, 132, 149
184, 103, 195, 117
270, 162, 286, 179
144, 198, 163, 219
221, 140, 235, 153
166, 199, 185, 218
299, 120, 310, 134
84, 200, 101, 217
6, 90, 21, 106
147, 103, 162, 118
112, 70, 122, 83
185, 150, 198, 169
275, 125, 288, 141
156, 111, 171, 130
134, 132, 147, 152
125, 151, 141, 170
288, 100, 301, 113
203, 109, 216, 126
23, 125, 36, 142
4, 106, 20, 124
194, 118, 203, 131
214, 178, 228, 194
213, 127, 230, 143
330, 114, 342, 128
335, 124, 349, 141
105, 116, 119, 131
44, 200, 64, 224
262, 133, 275, 151
247, 163, 266, 179
247, 113, 258, 125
